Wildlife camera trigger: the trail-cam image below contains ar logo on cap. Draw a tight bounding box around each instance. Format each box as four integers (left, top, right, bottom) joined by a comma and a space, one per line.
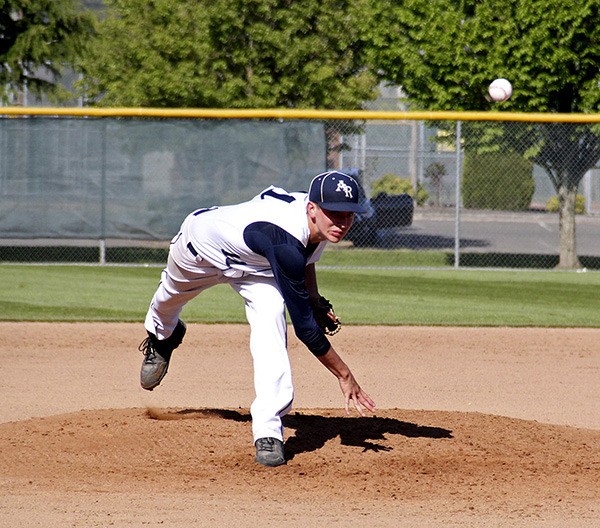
336, 180, 353, 198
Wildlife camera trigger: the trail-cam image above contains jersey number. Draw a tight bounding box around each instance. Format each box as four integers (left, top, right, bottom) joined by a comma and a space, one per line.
222, 250, 246, 267
260, 189, 295, 203
193, 206, 217, 216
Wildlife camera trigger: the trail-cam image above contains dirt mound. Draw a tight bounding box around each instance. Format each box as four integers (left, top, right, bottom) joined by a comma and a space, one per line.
1, 406, 599, 527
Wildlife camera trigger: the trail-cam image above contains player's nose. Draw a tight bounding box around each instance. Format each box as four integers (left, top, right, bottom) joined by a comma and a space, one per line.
337, 212, 354, 227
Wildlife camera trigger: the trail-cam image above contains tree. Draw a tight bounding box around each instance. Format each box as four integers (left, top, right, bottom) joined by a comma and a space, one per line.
369, 0, 600, 268
0, 0, 96, 104
424, 162, 446, 207
77, 0, 379, 109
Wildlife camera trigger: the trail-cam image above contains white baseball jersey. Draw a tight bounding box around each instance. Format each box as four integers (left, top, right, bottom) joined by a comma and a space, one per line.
179, 186, 326, 277
172, 186, 331, 356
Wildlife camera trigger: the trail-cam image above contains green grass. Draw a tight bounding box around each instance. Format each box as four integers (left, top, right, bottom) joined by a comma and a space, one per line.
0, 265, 246, 323
1, 264, 599, 327
319, 247, 450, 268
317, 268, 600, 327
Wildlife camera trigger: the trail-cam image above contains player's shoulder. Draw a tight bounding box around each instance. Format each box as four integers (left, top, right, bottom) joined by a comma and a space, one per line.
252, 186, 308, 205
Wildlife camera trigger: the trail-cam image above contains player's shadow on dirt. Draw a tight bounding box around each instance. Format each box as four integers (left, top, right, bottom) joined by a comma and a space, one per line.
281, 413, 453, 460
177, 409, 453, 461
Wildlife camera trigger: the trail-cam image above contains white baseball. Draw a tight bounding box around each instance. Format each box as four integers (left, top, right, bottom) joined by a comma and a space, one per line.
488, 78, 512, 102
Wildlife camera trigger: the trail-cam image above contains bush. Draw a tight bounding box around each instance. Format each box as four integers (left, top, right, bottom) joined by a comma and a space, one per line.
462, 152, 534, 211
371, 173, 429, 206
546, 194, 586, 214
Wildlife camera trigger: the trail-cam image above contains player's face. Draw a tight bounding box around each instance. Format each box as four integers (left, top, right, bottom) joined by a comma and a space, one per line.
308, 203, 355, 243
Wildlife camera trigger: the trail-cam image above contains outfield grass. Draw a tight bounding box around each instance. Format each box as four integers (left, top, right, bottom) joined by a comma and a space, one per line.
1, 264, 599, 327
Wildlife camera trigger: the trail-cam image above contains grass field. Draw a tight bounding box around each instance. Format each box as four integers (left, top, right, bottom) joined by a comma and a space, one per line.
1, 264, 599, 327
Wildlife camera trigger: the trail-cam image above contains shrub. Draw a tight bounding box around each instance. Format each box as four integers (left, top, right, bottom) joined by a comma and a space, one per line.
546, 194, 586, 214
462, 152, 534, 211
371, 173, 429, 206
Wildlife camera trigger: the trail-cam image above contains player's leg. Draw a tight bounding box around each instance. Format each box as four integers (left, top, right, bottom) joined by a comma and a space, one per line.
141, 230, 222, 390
230, 276, 291, 466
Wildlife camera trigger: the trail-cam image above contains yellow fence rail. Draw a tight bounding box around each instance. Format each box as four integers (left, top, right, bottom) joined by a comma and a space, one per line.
1, 106, 600, 123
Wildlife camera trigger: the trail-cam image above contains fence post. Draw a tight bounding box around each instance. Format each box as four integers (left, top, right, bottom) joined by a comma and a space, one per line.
583, 170, 592, 214
99, 120, 107, 265
454, 121, 462, 269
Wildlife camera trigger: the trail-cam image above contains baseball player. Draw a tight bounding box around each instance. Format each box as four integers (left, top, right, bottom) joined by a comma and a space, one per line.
138, 171, 376, 467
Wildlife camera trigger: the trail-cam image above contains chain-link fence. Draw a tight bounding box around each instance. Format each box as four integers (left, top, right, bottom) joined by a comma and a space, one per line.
1, 108, 599, 269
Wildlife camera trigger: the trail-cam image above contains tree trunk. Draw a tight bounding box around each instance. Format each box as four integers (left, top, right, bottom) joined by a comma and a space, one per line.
557, 184, 582, 269
433, 176, 442, 207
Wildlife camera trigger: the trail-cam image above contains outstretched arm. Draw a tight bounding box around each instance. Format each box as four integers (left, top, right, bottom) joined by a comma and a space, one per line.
305, 264, 374, 413
316, 346, 376, 416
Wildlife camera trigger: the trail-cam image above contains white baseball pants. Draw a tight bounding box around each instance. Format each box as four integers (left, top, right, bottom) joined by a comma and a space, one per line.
144, 235, 294, 443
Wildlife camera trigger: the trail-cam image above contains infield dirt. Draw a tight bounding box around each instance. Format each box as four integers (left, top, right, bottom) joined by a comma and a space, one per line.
1, 322, 599, 527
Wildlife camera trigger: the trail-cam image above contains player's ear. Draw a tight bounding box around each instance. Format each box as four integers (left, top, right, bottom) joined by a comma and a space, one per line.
307, 201, 318, 219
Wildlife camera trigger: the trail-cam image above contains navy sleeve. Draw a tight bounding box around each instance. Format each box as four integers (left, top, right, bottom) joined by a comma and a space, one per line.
243, 222, 331, 356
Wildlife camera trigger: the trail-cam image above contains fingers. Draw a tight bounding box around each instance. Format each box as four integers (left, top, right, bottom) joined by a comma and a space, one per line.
338, 375, 375, 416
353, 400, 367, 417
346, 389, 376, 417
359, 391, 377, 413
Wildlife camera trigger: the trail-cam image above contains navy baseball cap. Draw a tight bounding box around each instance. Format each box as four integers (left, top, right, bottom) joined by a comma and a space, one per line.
308, 171, 367, 214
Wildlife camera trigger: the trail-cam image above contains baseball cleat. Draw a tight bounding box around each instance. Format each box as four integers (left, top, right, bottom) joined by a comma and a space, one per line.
139, 320, 186, 390
255, 437, 286, 467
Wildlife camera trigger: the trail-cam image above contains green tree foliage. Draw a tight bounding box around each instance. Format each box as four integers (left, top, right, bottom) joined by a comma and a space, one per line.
370, 0, 600, 268
371, 0, 600, 113
0, 0, 96, 103
78, 0, 379, 109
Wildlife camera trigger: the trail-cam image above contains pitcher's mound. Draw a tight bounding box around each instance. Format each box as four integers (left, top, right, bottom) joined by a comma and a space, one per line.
1, 407, 599, 526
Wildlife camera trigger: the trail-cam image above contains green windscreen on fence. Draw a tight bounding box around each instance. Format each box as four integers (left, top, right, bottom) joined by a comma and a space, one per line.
0, 117, 326, 240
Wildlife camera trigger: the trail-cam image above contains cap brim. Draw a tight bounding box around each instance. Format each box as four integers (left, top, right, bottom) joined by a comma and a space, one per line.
319, 202, 367, 214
